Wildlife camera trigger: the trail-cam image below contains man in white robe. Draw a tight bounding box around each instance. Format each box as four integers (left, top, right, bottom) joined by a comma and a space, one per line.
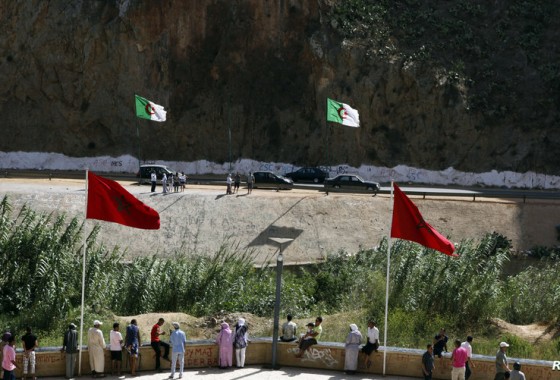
88, 320, 106, 377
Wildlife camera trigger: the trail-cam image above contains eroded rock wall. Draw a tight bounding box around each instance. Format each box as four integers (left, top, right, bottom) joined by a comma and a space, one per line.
0, 1, 558, 174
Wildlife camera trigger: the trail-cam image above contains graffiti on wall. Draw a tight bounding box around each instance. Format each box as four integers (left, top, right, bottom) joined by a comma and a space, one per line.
286, 346, 338, 367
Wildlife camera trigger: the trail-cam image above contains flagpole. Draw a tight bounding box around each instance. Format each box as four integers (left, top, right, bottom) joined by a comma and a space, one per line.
78, 169, 89, 376
382, 180, 394, 376
136, 119, 142, 182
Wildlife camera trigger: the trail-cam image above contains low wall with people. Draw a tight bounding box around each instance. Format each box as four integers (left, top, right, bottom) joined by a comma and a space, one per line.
10, 339, 560, 379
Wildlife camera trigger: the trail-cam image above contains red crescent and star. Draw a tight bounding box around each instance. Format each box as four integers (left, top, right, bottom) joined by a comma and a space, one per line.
337, 106, 347, 119
145, 104, 155, 115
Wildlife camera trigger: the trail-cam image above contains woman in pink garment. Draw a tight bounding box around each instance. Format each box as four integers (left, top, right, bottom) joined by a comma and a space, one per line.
215, 322, 233, 369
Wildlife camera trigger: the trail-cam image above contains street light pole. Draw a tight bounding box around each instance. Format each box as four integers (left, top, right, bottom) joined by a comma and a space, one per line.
268, 237, 294, 370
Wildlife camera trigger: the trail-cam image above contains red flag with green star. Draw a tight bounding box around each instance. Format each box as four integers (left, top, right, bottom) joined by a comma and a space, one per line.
86, 172, 160, 229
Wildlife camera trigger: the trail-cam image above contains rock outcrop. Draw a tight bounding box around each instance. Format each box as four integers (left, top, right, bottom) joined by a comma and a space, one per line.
1, 1, 559, 174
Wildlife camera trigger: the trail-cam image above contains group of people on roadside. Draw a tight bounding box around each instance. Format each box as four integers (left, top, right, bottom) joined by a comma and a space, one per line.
154, 172, 187, 194
421, 328, 526, 380
226, 172, 254, 195
1, 327, 38, 380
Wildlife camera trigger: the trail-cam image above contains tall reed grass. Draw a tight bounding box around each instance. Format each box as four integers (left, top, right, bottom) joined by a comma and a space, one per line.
1, 196, 559, 359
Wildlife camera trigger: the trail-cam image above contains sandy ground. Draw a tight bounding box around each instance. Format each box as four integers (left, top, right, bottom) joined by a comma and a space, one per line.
119, 312, 560, 345
0, 177, 559, 265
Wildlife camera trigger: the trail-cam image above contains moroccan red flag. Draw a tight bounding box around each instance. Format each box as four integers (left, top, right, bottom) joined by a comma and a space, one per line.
86, 172, 160, 230
390, 183, 456, 257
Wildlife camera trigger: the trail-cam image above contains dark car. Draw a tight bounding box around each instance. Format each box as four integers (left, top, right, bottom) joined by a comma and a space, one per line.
284, 167, 328, 183
324, 174, 380, 195
252, 171, 294, 190
136, 164, 175, 184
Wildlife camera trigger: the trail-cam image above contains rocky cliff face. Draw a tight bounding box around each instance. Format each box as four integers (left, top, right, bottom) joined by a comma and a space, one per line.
1, 1, 559, 174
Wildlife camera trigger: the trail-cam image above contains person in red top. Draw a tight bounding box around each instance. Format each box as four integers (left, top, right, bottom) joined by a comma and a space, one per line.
150, 318, 170, 371
451, 339, 468, 380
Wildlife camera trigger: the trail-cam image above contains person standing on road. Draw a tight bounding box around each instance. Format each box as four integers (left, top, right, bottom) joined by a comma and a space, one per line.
461, 336, 474, 379
61, 323, 78, 380
162, 173, 168, 194
179, 172, 187, 192
125, 319, 141, 376
150, 171, 157, 192
215, 322, 232, 369
495, 342, 511, 380
451, 339, 468, 380
169, 322, 186, 379
174, 173, 181, 193
422, 344, 435, 380
151, 318, 170, 372
234, 172, 241, 193
226, 174, 233, 195
21, 326, 38, 380
247, 172, 254, 194
344, 324, 362, 375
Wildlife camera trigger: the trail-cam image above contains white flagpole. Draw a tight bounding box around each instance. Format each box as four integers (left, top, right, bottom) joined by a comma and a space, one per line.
382, 180, 394, 375
78, 169, 89, 376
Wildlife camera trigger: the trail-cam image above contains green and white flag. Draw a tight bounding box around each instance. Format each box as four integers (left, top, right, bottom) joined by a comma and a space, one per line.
326, 98, 360, 127
135, 95, 167, 122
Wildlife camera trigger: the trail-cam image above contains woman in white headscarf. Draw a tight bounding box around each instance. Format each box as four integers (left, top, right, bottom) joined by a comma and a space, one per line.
344, 324, 362, 374
233, 318, 249, 368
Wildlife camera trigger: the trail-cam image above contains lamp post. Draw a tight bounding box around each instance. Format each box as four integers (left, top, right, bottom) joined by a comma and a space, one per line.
268, 237, 294, 369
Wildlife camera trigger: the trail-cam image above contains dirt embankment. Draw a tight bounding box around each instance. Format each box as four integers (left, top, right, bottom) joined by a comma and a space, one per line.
1, 178, 559, 265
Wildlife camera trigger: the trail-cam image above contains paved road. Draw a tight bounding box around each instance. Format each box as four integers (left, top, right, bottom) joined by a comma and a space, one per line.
60, 366, 416, 380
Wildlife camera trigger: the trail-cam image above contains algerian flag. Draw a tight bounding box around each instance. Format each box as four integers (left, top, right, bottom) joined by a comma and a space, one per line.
326, 98, 360, 127
135, 95, 167, 122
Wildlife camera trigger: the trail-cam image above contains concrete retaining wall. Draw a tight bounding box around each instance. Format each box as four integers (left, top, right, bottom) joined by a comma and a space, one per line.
11, 340, 560, 379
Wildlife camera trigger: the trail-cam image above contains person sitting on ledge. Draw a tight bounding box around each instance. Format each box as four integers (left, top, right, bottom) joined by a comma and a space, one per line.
295, 316, 322, 358
280, 314, 297, 342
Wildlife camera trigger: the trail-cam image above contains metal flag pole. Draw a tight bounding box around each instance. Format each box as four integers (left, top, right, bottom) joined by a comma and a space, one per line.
382, 180, 395, 375
78, 169, 89, 375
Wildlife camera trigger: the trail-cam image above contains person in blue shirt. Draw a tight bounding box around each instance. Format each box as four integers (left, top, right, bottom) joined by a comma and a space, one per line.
169, 322, 187, 379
